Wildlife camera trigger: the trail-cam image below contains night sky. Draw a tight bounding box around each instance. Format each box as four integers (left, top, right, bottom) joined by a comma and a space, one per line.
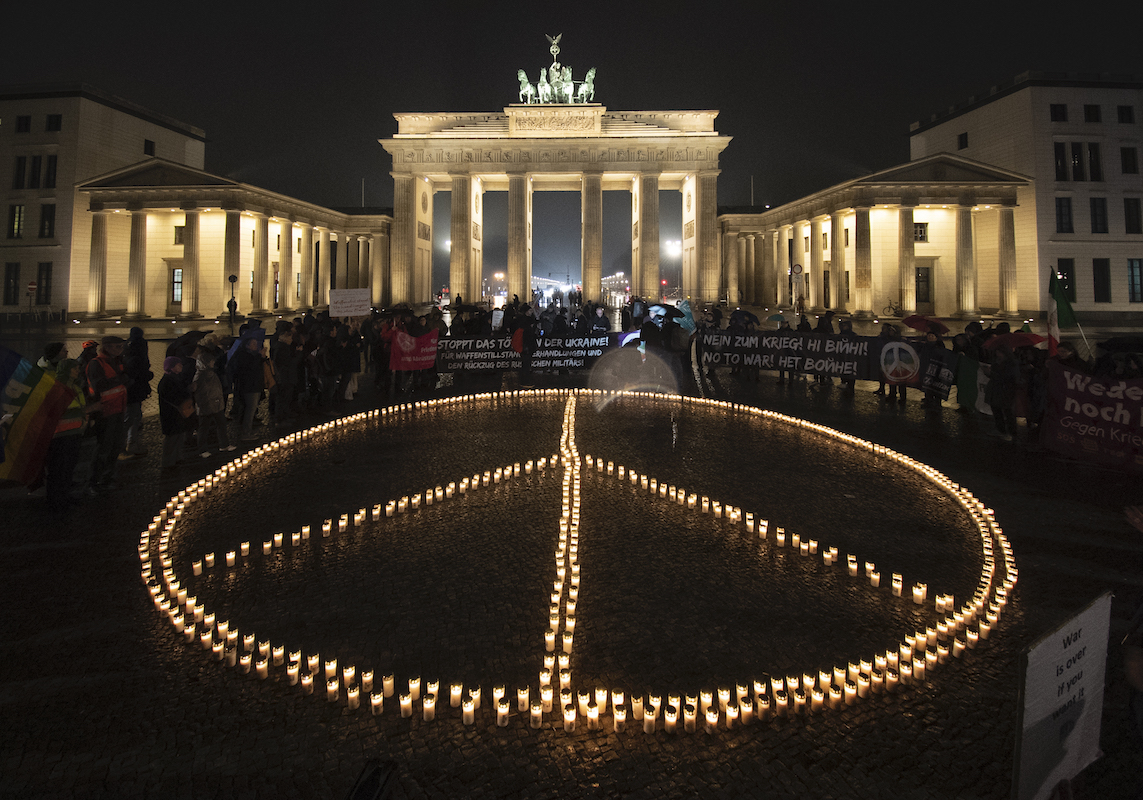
6, 0, 1142, 287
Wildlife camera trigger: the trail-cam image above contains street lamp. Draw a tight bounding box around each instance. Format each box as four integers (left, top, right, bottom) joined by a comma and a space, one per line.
227, 274, 238, 335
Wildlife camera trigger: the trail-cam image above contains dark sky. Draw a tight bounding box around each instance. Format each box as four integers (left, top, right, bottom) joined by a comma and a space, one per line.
6, 0, 1142, 286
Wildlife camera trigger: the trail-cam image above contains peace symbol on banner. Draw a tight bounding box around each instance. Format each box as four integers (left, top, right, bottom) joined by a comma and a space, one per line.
880, 342, 920, 383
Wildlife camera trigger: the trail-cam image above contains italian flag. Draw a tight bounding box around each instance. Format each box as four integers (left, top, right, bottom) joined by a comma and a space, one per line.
1047, 269, 1077, 356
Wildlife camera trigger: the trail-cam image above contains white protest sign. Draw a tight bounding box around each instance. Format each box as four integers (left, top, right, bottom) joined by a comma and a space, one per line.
1014, 591, 1111, 800
328, 288, 372, 318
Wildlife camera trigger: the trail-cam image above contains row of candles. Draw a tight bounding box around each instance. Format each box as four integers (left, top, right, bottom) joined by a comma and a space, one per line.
139, 387, 1016, 734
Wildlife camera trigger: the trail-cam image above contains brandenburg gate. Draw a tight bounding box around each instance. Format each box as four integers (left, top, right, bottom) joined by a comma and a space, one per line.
380, 42, 731, 306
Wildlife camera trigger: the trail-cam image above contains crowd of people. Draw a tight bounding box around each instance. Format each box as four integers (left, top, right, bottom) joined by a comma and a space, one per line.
15, 292, 1139, 512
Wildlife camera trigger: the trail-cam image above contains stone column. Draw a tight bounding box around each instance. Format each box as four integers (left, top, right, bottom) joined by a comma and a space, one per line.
252, 214, 271, 314
809, 217, 824, 311
898, 206, 916, 315
346, 234, 360, 289
998, 206, 1017, 317
581, 172, 603, 303
639, 173, 660, 300
723, 231, 739, 306
450, 175, 472, 303
697, 171, 720, 304
223, 209, 242, 312
390, 174, 414, 305
776, 227, 790, 307
955, 205, 977, 317
317, 228, 331, 307
759, 231, 776, 308
126, 210, 147, 317
829, 212, 845, 312
298, 223, 314, 309
278, 220, 294, 311
371, 228, 389, 306
507, 173, 530, 304
182, 209, 199, 316
744, 234, 756, 306
358, 236, 369, 295
853, 207, 872, 317
87, 210, 108, 316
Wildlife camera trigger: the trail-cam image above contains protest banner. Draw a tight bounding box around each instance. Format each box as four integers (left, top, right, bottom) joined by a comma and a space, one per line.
0, 345, 76, 484
1042, 362, 1143, 471
328, 288, 372, 318
390, 330, 439, 371
437, 334, 616, 373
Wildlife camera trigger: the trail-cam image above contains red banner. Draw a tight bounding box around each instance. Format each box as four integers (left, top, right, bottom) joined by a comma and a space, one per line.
1043, 361, 1143, 471
390, 330, 439, 371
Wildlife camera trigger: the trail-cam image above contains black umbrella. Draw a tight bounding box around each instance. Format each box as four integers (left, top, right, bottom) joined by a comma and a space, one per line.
730, 309, 760, 325
166, 330, 208, 358
1098, 337, 1143, 354
650, 304, 685, 320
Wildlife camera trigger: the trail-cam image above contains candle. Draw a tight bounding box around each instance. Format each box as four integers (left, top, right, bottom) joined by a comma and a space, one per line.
578, 691, 590, 716
563, 705, 576, 732
740, 698, 754, 724
704, 709, 719, 734
531, 701, 544, 728
545, 631, 556, 651
371, 692, 383, 715
409, 676, 421, 701
301, 672, 313, 693
643, 707, 657, 734
632, 696, 644, 721
775, 690, 788, 717
226, 551, 236, 567
726, 704, 739, 728
450, 683, 463, 707
518, 687, 530, 712
559, 670, 571, 690
324, 659, 337, 680
204, 553, 215, 568
347, 685, 360, 710
469, 686, 481, 710
287, 661, 299, 685
587, 704, 601, 730
400, 693, 413, 718
262, 540, 272, 555
362, 671, 373, 693
273, 645, 284, 666
717, 687, 730, 711
383, 674, 395, 697
541, 685, 553, 713
613, 704, 627, 732
326, 678, 339, 702
684, 704, 697, 733
422, 694, 436, 721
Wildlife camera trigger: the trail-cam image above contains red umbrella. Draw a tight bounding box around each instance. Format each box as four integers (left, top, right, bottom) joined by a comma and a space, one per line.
983, 332, 1046, 350
901, 314, 950, 335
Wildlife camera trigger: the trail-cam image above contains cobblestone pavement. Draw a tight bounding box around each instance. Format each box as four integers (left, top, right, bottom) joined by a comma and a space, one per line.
2, 335, 1142, 799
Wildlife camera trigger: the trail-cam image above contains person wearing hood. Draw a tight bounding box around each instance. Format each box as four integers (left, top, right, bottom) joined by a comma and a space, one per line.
121, 327, 153, 458
43, 359, 98, 511
158, 357, 192, 470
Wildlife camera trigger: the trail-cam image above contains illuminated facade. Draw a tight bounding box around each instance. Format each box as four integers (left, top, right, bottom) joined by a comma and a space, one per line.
380, 107, 730, 306
910, 71, 1143, 321
717, 154, 1028, 319
0, 84, 205, 313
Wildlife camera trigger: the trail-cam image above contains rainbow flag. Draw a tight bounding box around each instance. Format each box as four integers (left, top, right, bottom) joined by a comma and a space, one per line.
0, 345, 76, 485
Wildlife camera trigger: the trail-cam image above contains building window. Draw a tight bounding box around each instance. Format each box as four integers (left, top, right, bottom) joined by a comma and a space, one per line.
1084, 104, 1102, 123
174, 226, 185, 245
1058, 259, 1076, 302
297, 236, 302, 253
914, 222, 929, 242
957, 132, 968, 150
12, 156, 26, 190
844, 228, 850, 247
804, 236, 809, 253
7, 205, 25, 239
28, 155, 41, 189
144, 139, 155, 157
171, 268, 183, 303
43, 155, 57, 189
1089, 143, 1103, 181
1130, 260, 1143, 302
3, 263, 18, 305
1119, 105, 1136, 124
15, 115, 31, 133
35, 263, 51, 305
1126, 198, 1143, 235
38, 204, 55, 238
1122, 147, 1139, 175
1090, 198, 1109, 233
822, 232, 829, 250
45, 114, 61, 132
1071, 143, 1086, 181
1056, 197, 1074, 233
1093, 259, 1112, 303
1050, 104, 1068, 122
296, 271, 301, 300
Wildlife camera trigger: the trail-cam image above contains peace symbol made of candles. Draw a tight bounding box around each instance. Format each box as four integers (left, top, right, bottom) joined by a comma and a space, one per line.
139, 389, 1016, 733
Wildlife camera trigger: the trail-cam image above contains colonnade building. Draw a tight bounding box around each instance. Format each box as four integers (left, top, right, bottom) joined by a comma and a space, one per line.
5, 74, 1138, 324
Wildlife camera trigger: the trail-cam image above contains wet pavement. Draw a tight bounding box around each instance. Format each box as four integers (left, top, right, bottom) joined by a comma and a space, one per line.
2, 326, 1142, 799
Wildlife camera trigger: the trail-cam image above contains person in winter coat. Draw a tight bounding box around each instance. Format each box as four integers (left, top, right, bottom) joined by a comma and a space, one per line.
230, 336, 266, 440
157, 357, 192, 470
192, 346, 233, 457
985, 345, 1021, 442
121, 327, 153, 457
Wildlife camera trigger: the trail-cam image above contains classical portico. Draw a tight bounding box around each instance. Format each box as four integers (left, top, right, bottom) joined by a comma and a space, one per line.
718, 154, 1030, 319
75, 160, 391, 319
381, 105, 730, 305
